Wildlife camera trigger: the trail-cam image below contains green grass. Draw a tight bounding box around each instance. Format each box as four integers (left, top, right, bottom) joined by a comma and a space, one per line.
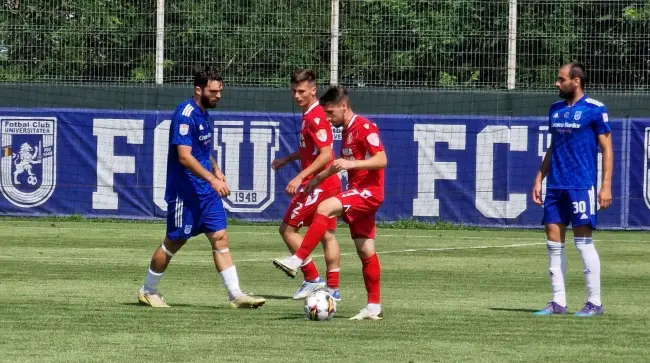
0, 220, 649, 363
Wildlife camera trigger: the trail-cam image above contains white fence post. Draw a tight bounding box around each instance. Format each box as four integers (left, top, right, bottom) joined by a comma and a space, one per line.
155, 0, 165, 85
507, 0, 517, 90
330, 0, 340, 86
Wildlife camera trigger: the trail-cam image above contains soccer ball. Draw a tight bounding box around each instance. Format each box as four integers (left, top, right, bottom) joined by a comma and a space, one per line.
303, 291, 336, 321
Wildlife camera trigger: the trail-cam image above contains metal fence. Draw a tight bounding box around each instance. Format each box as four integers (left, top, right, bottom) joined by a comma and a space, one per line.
1, 0, 648, 90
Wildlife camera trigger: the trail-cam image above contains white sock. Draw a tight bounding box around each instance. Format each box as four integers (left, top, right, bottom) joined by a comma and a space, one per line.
142, 268, 163, 294
574, 237, 601, 306
367, 303, 381, 314
546, 241, 566, 307
219, 265, 243, 300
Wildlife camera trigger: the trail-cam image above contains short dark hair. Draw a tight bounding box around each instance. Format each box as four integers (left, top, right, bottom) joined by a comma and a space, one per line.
319, 85, 348, 106
194, 66, 223, 88
565, 62, 586, 89
291, 68, 316, 84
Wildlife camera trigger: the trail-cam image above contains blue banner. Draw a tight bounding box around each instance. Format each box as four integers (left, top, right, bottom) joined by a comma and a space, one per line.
0, 107, 644, 229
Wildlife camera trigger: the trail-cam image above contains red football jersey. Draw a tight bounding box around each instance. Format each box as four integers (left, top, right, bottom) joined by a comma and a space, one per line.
340, 115, 385, 198
299, 102, 340, 191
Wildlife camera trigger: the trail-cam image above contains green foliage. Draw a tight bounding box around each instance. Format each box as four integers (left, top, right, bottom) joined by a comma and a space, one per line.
0, 0, 648, 89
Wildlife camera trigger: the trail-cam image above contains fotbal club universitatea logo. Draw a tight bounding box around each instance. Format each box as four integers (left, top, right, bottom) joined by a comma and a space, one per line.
0, 117, 57, 208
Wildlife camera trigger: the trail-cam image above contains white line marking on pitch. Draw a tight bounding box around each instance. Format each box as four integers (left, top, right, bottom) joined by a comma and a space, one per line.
237, 242, 544, 262
0, 226, 647, 243
0, 242, 544, 263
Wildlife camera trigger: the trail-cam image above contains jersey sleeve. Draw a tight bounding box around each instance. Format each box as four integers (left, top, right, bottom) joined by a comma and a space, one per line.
592, 106, 611, 135
171, 113, 193, 146
306, 115, 333, 149
360, 123, 384, 156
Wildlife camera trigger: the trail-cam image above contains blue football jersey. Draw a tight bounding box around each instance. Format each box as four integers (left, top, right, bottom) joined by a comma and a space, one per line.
165, 98, 215, 202
547, 95, 611, 189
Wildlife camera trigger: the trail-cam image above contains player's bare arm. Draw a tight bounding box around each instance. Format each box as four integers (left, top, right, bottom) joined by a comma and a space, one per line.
209, 153, 226, 182
286, 145, 334, 195
304, 160, 339, 194
532, 144, 552, 206
333, 151, 387, 171
178, 145, 230, 197
271, 151, 300, 170
597, 132, 613, 209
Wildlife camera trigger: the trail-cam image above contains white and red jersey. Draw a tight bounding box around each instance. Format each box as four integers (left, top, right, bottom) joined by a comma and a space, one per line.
340, 114, 385, 199
298, 101, 340, 191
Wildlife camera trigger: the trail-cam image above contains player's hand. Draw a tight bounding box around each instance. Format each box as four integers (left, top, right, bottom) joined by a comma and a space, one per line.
271, 157, 288, 171
305, 175, 322, 194
210, 178, 230, 197
598, 185, 612, 210
213, 169, 226, 182
532, 180, 543, 206
286, 175, 303, 196
332, 159, 354, 172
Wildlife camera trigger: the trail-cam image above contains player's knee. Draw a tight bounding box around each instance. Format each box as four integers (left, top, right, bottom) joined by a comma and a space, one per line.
321, 231, 336, 244
354, 238, 376, 259
216, 234, 229, 249
208, 230, 228, 250
572, 224, 592, 238
162, 238, 186, 256
279, 223, 294, 236
316, 198, 337, 216
544, 223, 565, 242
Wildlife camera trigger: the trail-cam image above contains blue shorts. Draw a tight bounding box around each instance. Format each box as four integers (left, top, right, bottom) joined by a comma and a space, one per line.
166, 195, 227, 241
542, 188, 597, 229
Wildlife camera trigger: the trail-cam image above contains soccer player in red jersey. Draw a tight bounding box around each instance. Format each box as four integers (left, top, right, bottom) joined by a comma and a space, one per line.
271, 69, 342, 300
273, 85, 387, 320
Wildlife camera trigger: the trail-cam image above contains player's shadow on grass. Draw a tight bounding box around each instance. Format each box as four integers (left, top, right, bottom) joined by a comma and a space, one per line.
257, 294, 293, 300
489, 307, 538, 313
121, 302, 227, 309
275, 313, 352, 320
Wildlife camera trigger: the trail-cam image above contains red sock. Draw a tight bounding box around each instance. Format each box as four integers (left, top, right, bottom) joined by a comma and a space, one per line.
326, 269, 340, 289
295, 214, 329, 260
300, 259, 320, 282
361, 254, 381, 304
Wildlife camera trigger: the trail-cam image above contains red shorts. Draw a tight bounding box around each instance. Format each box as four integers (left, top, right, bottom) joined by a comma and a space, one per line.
283, 187, 340, 230
335, 187, 383, 239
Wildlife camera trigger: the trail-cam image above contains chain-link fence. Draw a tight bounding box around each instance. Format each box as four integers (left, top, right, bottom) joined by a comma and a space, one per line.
1, 0, 648, 90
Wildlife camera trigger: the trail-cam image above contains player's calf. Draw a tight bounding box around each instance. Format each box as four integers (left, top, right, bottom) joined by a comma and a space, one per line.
138, 238, 185, 306
273, 199, 342, 279
149, 238, 185, 273
354, 237, 381, 318
322, 230, 341, 301
279, 223, 322, 282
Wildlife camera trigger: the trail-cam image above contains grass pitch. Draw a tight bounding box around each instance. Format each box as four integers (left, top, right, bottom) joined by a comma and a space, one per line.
1, 220, 649, 362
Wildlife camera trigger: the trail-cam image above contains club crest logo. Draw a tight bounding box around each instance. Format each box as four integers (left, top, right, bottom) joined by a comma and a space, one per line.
574, 111, 582, 121
0, 117, 57, 207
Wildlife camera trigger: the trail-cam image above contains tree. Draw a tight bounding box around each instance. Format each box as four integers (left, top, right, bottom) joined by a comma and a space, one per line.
0, 0, 647, 90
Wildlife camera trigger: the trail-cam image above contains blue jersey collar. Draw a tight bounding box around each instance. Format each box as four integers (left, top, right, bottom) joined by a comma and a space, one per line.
189, 98, 206, 114
566, 94, 587, 107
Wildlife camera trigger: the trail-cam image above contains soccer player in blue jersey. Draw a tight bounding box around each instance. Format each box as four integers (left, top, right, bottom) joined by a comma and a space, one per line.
138, 66, 266, 309
532, 62, 613, 317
